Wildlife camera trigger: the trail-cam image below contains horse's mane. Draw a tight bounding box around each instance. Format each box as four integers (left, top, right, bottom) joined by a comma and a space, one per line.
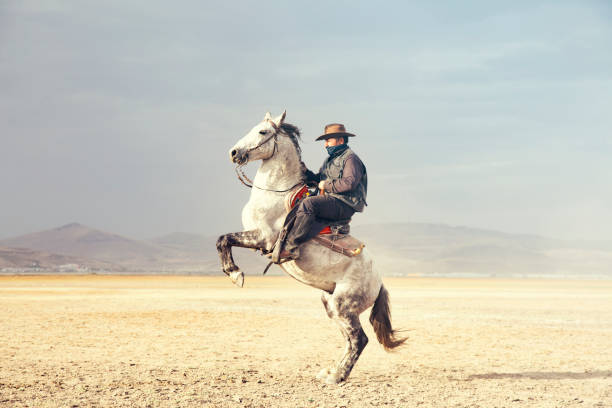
280, 122, 302, 159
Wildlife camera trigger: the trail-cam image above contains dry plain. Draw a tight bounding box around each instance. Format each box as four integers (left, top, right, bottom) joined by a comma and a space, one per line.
1, 275, 611, 407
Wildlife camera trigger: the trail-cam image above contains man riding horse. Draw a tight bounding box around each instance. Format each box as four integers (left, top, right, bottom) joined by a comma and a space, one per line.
273, 123, 368, 262
219, 112, 404, 383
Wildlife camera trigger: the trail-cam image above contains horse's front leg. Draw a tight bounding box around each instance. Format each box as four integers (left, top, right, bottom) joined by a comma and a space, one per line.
216, 230, 265, 287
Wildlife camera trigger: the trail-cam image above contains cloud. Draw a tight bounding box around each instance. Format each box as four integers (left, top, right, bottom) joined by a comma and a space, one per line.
375, 160, 517, 181
1, 1, 611, 241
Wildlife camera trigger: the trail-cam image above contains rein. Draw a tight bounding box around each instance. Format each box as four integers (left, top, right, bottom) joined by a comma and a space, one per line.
234, 120, 302, 193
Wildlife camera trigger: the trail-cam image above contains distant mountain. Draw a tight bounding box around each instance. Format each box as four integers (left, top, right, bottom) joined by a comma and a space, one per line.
0, 246, 116, 270
352, 223, 612, 277
2, 222, 611, 276
0, 223, 271, 274
150, 232, 215, 253
147, 222, 612, 277
0, 223, 168, 267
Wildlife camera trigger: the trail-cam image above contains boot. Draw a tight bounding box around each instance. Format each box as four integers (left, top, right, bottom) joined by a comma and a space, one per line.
271, 227, 290, 264
270, 228, 301, 264
270, 206, 300, 264
273, 212, 315, 263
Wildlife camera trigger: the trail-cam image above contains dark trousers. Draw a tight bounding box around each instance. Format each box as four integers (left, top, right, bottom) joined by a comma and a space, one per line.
285, 195, 355, 250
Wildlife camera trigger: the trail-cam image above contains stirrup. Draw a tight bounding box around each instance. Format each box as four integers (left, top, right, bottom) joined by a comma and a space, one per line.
272, 249, 298, 265
271, 244, 299, 265
270, 228, 289, 263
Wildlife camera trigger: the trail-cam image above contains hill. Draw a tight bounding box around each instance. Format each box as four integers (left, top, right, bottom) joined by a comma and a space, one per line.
0, 224, 270, 274
352, 223, 612, 277
0, 223, 204, 271
0, 246, 116, 271
2, 222, 611, 277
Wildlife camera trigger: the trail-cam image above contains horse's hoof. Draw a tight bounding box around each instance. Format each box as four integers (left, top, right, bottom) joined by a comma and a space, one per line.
316, 368, 330, 380
317, 367, 342, 384
324, 370, 345, 384
229, 271, 244, 288
325, 374, 344, 385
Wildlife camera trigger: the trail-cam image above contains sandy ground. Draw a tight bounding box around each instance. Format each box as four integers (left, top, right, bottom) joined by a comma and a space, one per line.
1, 275, 611, 408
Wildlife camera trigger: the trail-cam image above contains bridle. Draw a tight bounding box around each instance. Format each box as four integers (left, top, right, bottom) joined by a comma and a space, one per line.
246, 119, 281, 157
234, 120, 303, 193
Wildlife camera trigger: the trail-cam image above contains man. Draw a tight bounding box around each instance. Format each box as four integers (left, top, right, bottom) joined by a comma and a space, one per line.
274, 123, 367, 262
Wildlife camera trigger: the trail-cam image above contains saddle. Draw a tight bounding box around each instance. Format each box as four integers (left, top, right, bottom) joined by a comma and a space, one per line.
284, 185, 365, 257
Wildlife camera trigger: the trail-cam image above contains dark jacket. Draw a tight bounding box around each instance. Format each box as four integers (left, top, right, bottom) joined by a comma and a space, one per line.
304, 146, 368, 212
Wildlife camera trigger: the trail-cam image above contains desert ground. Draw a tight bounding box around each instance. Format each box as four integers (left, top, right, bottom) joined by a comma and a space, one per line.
1, 275, 611, 407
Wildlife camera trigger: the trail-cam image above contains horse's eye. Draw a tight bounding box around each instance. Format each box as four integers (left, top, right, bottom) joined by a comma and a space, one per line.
259, 130, 268, 135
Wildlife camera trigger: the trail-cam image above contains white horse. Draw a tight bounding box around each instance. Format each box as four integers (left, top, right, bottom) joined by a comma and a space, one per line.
216, 111, 405, 384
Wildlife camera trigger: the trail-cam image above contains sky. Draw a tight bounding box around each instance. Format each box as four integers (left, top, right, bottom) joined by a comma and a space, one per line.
1, 1, 611, 241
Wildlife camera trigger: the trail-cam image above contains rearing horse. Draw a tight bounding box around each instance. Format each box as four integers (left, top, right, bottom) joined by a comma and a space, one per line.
216, 111, 405, 384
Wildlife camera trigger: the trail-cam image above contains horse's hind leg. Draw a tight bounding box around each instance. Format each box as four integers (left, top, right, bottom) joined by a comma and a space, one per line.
317, 292, 348, 381
331, 315, 368, 383
318, 290, 369, 384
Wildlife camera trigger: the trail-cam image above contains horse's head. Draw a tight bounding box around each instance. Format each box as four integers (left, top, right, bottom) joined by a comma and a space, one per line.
230, 111, 286, 164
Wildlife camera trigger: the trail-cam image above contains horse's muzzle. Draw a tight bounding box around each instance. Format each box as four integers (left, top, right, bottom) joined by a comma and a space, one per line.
230, 148, 247, 165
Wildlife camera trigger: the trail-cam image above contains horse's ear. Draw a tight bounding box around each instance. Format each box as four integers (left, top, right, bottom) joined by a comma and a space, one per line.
263, 112, 272, 121
273, 110, 286, 126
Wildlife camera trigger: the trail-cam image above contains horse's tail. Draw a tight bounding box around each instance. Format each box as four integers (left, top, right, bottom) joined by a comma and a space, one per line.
369, 284, 407, 351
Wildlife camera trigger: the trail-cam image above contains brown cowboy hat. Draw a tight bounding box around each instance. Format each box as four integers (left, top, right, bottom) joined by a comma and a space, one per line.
315, 123, 356, 141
